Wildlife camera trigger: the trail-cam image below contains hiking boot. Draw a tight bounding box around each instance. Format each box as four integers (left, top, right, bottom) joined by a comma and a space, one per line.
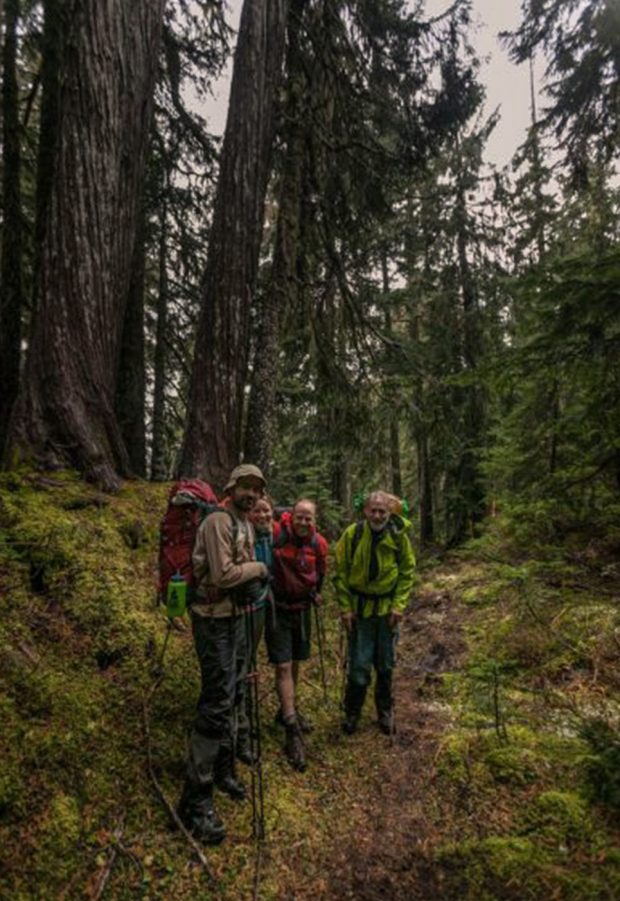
296, 710, 314, 734
284, 721, 306, 772
236, 744, 258, 766
275, 707, 314, 734
191, 807, 226, 845
377, 711, 395, 735
177, 784, 226, 845
215, 774, 247, 801
341, 715, 358, 735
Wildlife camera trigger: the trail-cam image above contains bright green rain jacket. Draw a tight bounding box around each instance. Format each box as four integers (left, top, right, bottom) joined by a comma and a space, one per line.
334, 516, 416, 617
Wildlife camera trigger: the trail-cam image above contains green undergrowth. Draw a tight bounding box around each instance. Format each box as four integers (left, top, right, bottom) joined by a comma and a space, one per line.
0, 470, 361, 901
2, 473, 620, 901
429, 516, 620, 901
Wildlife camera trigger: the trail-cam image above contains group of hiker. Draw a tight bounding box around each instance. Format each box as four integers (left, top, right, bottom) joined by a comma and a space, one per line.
163, 463, 416, 845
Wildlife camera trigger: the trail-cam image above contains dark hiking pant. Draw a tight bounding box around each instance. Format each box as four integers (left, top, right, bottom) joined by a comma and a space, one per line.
344, 614, 398, 720
186, 613, 248, 792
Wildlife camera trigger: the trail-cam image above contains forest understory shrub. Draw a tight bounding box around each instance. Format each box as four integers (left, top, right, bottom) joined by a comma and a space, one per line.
429, 523, 620, 901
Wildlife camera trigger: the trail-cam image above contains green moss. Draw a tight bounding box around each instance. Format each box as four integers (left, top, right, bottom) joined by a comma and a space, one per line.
42, 791, 82, 850
438, 831, 620, 901
483, 744, 539, 786
525, 790, 593, 843
438, 835, 551, 901
2, 471, 619, 901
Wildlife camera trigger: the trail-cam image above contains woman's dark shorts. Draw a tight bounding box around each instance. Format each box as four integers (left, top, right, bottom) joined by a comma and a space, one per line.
265, 604, 312, 663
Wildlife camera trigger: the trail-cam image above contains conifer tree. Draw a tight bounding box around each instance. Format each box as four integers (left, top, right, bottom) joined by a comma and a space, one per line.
5, 0, 165, 490
0, 0, 23, 453
179, 0, 288, 488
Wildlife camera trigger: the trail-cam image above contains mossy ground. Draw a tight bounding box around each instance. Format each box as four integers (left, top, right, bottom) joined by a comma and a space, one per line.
1, 474, 619, 900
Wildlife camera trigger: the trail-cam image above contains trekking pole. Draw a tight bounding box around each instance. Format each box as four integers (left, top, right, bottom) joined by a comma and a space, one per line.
243, 608, 265, 841
339, 622, 349, 712
153, 617, 173, 680
313, 602, 328, 704
389, 625, 398, 746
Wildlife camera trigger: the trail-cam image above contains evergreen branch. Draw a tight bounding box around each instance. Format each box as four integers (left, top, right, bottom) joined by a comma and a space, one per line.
22, 65, 42, 129
161, 24, 214, 158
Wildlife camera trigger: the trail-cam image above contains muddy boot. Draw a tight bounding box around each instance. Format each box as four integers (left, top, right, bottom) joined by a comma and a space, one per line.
236, 743, 258, 766
376, 671, 395, 735
177, 782, 226, 845
342, 682, 366, 735
341, 714, 358, 735
275, 707, 313, 734
214, 772, 247, 801
296, 710, 314, 734
377, 709, 395, 735
284, 718, 306, 772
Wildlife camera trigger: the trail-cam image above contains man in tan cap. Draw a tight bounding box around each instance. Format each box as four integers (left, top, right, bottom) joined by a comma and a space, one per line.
178, 464, 268, 845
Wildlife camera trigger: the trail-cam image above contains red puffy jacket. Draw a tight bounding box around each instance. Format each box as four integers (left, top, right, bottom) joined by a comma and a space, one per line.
272, 512, 328, 609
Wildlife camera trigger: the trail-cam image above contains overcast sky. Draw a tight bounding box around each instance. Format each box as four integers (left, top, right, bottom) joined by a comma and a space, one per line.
204, 0, 539, 170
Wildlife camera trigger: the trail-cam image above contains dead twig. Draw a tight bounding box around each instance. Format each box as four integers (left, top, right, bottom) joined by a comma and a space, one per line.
92, 819, 124, 901
142, 681, 218, 886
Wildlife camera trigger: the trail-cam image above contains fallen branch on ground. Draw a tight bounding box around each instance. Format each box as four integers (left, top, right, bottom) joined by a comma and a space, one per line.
142, 681, 218, 886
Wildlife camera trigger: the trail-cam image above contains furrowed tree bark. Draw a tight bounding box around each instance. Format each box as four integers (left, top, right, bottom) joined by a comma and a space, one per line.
178, 0, 288, 488
115, 203, 147, 478
405, 195, 435, 545
31, 0, 66, 318
244, 0, 307, 474
447, 153, 486, 545
417, 432, 434, 545
5, 0, 165, 490
381, 250, 403, 498
0, 0, 23, 454
151, 198, 169, 482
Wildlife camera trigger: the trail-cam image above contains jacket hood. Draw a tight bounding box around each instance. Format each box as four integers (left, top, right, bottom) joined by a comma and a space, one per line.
279, 510, 318, 544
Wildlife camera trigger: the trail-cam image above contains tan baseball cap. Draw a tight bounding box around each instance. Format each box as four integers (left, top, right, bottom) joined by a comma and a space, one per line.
224, 463, 266, 493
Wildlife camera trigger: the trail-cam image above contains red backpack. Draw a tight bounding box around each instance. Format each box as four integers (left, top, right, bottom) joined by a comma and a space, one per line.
158, 479, 219, 601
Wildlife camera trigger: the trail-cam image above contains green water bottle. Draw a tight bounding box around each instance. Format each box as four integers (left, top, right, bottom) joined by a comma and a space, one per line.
166, 572, 188, 618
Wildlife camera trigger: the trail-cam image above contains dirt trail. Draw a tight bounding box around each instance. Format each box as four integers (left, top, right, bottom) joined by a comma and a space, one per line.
324, 587, 466, 901
326, 587, 466, 900
280, 583, 468, 901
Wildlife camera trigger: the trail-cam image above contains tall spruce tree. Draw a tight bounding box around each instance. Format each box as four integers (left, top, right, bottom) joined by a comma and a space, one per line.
179, 0, 288, 488
0, 0, 23, 453
4, 0, 165, 490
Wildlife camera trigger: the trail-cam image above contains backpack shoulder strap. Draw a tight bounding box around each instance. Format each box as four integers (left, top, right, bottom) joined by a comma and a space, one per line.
273, 521, 290, 550
349, 520, 365, 563
387, 520, 405, 566
222, 508, 240, 561
201, 507, 240, 561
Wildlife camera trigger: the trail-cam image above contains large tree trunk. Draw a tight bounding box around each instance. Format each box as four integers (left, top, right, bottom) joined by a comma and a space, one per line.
0, 0, 23, 454
31, 0, 66, 318
244, 0, 307, 474
448, 158, 485, 544
115, 203, 147, 477
417, 432, 434, 546
178, 0, 288, 489
381, 250, 403, 498
5, 0, 164, 490
151, 199, 169, 482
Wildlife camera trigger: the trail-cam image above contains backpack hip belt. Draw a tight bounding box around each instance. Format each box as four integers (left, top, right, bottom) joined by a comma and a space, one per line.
354, 590, 395, 617
274, 594, 313, 613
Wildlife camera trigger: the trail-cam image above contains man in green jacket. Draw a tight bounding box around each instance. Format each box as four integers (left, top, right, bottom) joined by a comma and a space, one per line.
335, 490, 416, 735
